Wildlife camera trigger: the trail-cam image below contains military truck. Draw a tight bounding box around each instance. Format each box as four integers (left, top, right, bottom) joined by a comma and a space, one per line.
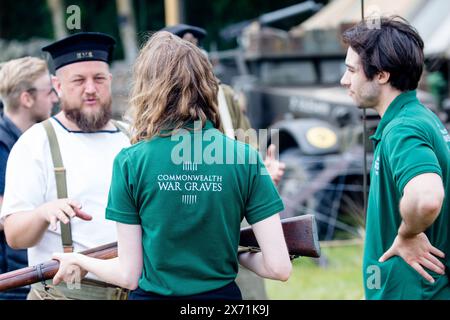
211, 1, 438, 240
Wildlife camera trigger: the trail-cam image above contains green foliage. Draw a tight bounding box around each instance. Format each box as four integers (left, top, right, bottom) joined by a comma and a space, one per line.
63, 0, 124, 60
133, 0, 165, 45
0, 0, 53, 40
0, 0, 330, 57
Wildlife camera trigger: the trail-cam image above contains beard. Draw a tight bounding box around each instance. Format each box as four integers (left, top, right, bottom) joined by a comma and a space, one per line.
356, 81, 381, 109
62, 97, 112, 132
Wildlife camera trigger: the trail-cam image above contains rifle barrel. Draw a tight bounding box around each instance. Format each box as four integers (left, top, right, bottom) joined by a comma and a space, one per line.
0, 215, 320, 291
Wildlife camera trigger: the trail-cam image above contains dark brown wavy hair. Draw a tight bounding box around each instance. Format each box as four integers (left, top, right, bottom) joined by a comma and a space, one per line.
342, 15, 424, 91
129, 31, 221, 144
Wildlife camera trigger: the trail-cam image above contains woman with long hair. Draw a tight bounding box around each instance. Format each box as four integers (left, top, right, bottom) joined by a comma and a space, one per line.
52, 31, 291, 300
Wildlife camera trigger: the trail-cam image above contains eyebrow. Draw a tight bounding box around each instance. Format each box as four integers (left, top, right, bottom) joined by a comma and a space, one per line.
345, 63, 357, 70
70, 72, 108, 79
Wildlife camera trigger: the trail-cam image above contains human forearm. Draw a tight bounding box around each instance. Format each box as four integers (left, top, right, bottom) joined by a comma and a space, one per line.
379, 175, 446, 283
54, 248, 141, 290
4, 210, 49, 248
4, 199, 91, 249
238, 251, 290, 281
239, 214, 292, 281
75, 255, 139, 290
53, 223, 143, 290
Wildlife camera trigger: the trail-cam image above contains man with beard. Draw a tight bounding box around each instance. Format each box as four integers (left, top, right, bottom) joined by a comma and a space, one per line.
341, 16, 450, 299
0, 32, 130, 300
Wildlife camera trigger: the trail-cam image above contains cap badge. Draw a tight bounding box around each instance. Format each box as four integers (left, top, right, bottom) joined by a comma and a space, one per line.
76, 51, 94, 59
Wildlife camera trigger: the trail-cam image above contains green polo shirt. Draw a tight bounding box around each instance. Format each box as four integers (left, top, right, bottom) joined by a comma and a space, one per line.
105, 120, 284, 296
363, 90, 450, 300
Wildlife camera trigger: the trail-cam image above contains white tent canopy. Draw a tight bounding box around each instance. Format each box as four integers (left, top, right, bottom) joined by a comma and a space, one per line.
291, 0, 450, 58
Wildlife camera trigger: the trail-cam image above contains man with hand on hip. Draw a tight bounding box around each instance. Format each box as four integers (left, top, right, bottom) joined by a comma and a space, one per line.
341, 16, 449, 300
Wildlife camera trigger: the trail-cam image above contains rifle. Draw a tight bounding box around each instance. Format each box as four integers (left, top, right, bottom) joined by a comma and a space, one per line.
239, 214, 320, 258
0, 214, 320, 292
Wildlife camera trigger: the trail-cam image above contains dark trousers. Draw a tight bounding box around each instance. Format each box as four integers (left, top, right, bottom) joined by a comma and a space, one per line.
129, 281, 242, 300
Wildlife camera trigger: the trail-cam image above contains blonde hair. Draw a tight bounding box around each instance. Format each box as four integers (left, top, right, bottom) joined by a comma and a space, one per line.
0, 57, 49, 112
129, 31, 221, 144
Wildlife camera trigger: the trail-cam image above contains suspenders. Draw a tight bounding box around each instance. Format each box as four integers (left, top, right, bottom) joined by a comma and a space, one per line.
42, 119, 73, 253
42, 119, 130, 253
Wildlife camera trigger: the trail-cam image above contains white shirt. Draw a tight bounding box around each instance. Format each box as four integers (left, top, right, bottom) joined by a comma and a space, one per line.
0, 117, 130, 267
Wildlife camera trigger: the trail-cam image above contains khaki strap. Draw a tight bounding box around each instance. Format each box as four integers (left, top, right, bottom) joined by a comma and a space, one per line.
218, 86, 235, 139
42, 119, 73, 253
111, 120, 131, 140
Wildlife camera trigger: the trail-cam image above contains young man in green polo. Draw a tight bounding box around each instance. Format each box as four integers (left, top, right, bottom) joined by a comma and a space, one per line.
341, 16, 450, 299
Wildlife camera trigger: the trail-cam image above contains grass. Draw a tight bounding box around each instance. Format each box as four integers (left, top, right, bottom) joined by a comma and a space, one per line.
265, 242, 364, 300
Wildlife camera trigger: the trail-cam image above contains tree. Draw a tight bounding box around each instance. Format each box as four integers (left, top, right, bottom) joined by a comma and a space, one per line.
47, 0, 67, 39
0, 0, 53, 40
116, 0, 138, 64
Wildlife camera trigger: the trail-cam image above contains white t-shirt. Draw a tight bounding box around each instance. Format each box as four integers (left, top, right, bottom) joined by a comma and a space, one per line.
0, 117, 130, 267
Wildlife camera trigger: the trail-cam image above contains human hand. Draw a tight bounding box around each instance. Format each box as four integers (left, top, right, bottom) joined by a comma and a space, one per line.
379, 232, 445, 283
52, 252, 87, 286
37, 199, 92, 231
264, 144, 286, 186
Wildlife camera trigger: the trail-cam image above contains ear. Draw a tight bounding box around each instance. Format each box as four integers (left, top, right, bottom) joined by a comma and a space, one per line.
52, 75, 62, 98
19, 91, 34, 109
377, 71, 390, 85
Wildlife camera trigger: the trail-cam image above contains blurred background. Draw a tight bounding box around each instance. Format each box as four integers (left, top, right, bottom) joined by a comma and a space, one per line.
1, 0, 450, 299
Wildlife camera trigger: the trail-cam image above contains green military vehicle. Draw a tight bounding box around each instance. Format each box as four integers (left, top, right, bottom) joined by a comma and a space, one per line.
212, 1, 439, 240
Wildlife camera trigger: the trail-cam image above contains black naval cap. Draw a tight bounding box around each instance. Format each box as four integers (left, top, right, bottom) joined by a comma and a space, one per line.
162, 24, 207, 40
42, 32, 116, 70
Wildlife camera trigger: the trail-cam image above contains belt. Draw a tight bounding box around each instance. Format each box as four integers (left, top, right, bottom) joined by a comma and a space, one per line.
30, 280, 129, 300
80, 279, 129, 300
81, 278, 126, 289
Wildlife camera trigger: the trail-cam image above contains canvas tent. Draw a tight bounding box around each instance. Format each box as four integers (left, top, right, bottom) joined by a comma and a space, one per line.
290, 0, 450, 58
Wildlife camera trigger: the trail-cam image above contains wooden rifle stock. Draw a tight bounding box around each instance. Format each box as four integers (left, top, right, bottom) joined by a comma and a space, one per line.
239, 214, 320, 258
0, 214, 320, 292
0, 242, 118, 292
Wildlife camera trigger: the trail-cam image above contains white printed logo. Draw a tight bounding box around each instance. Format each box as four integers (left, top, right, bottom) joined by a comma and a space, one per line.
157, 162, 223, 205
374, 156, 380, 176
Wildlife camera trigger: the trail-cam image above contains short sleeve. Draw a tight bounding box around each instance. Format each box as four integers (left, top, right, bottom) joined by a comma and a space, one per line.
105, 149, 140, 225
0, 127, 47, 221
245, 149, 284, 225
384, 123, 442, 193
